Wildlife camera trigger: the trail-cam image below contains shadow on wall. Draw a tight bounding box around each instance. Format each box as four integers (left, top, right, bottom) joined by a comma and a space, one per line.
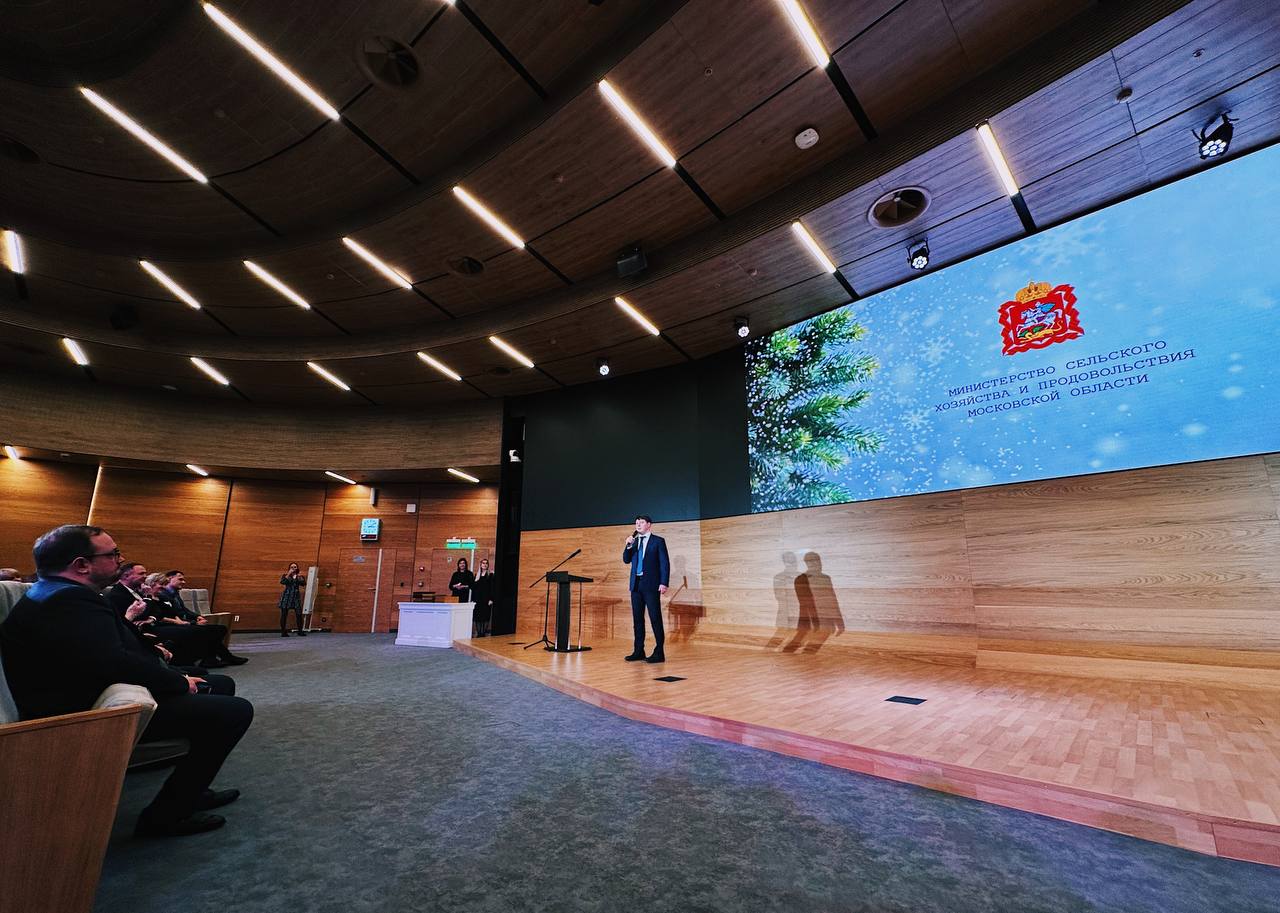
766, 551, 845, 654
665, 553, 703, 644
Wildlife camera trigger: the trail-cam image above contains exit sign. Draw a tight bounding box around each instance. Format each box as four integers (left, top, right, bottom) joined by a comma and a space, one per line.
445, 537, 476, 549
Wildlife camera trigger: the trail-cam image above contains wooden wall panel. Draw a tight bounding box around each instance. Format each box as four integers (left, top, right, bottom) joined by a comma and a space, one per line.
87, 469, 230, 591
521, 455, 1280, 686
0, 459, 96, 574
212, 480, 326, 631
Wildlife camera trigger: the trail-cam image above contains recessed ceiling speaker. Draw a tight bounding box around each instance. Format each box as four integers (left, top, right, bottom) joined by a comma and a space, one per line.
446, 256, 485, 276
794, 127, 820, 150
868, 187, 931, 229
616, 244, 647, 278
108, 302, 139, 330
357, 36, 420, 88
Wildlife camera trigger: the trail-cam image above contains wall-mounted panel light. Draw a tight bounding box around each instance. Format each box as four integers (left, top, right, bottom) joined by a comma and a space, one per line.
777, 0, 830, 69
598, 79, 677, 169
342, 237, 412, 289
2, 229, 25, 274
62, 337, 90, 366
613, 296, 660, 336
79, 88, 208, 183
140, 261, 202, 309
489, 335, 534, 368
790, 221, 837, 273
325, 470, 357, 485
190, 357, 230, 386
447, 468, 480, 483
976, 122, 1020, 197
417, 352, 462, 381
244, 260, 310, 309
307, 361, 351, 391
453, 186, 525, 250
201, 4, 341, 121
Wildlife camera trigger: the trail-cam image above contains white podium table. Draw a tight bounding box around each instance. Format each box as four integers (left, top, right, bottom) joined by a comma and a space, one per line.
396, 601, 472, 648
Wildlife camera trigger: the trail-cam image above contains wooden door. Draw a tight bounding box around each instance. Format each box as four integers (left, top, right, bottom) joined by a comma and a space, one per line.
335, 548, 397, 633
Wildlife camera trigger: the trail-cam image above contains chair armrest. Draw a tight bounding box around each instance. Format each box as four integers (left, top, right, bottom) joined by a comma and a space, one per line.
93, 683, 158, 744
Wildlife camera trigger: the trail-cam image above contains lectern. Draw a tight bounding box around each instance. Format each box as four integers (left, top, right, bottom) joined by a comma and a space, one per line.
544, 570, 592, 652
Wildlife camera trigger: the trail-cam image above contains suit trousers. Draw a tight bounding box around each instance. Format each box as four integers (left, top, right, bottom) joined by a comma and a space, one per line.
138, 690, 254, 822
630, 587, 664, 654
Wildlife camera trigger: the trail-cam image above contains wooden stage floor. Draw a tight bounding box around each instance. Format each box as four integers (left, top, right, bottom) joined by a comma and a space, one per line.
455, 634, 1280, 867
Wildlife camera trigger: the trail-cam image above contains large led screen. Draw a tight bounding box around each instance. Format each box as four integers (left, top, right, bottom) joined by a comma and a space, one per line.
746, 144, 1280, 512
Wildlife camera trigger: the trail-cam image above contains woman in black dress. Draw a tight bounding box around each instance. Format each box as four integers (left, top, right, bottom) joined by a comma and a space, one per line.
471, 557, 495, 637
279, 562, 306, 637
447, 558, 475, 605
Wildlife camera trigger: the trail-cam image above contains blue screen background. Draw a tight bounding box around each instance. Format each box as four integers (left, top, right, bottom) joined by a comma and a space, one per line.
746, 143, 1280, 511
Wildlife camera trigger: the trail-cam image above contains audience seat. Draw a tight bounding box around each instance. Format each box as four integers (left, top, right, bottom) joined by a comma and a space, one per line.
185, 587, 235, 645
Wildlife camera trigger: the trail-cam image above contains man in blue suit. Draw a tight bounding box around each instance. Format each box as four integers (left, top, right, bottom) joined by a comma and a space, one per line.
622, 514, 669, 663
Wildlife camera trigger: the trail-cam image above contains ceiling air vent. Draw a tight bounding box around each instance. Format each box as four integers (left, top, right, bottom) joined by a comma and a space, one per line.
868, 187, 930, 229
447, 256, 485, 277
357, 36, 419, 88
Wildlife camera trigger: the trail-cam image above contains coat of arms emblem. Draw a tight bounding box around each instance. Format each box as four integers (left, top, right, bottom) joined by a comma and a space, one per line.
998, 280, 1083, 355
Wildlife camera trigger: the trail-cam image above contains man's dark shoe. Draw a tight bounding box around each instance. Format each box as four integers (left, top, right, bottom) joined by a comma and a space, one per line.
135, 812, 226, 837
195, 788, 240, 810
198, 658, 227, 669
644, 652, 666, 664
222, 654, 249, 666
624, 652, 646, 662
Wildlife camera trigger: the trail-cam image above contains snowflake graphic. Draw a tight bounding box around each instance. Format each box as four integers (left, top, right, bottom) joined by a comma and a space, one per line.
902, 409, 929, 431
1023, 219, 1106, 270
921, 338, 951, 366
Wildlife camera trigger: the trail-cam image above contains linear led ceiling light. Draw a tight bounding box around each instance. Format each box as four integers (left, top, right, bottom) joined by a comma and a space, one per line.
79, 88, 208, 183
488, 335, 534, 368
342, 237, 412, 289
3, 445, 19, 460
976, 122, 1020, 197
417, 352, 462, 382
614, 296, 660, 336
307, 361, 351, 391
452, 186, 525, 249
190, 357, 230, 386
777, 0, 830, 69
62, 337, 90, 366
325, 470, 357, 485
139, 261, 201, 309
790, 221, 837, 273
185, 463, 210, 477
201, 4, 341, 121
244, 260, 310, 309
2, 229, 24, 274
598, 79, 677, 169
447, 468, 480, 483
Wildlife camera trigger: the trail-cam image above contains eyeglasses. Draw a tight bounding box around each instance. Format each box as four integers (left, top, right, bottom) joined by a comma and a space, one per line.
84, 549, 123, 561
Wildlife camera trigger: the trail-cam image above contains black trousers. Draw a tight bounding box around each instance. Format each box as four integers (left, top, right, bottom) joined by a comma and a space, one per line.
630, 587, 664, 654
157, 622, 231, 664
280, 605, 303, 633
138, 689, 253, 822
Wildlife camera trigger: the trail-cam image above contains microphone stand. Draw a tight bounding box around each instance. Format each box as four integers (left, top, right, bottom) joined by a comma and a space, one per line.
523, 549, 580, 650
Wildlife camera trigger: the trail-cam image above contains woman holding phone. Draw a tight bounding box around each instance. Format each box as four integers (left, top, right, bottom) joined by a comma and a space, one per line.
279, 562, 307, 637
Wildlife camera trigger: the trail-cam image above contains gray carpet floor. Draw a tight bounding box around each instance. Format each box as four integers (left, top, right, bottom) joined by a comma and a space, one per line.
94, 634, 1280, 913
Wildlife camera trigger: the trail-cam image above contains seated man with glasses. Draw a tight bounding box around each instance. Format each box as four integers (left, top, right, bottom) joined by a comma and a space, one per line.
0, 525, 254, 837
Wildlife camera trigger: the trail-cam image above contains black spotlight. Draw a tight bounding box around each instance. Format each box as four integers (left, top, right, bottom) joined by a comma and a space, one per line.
907, 239, 930, 271
734, 316, 750, 339
1195, 113, 1235, 160
596, 357, 610, 377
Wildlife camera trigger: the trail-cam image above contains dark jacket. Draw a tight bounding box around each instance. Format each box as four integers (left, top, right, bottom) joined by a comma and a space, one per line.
448, 570, 475, 602
623, 534, 670, 592
156, 587, 200, 623
0, 576, 187, 720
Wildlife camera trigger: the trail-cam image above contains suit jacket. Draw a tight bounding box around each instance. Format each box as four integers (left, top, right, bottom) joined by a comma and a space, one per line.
0, 576, 188, 720
157, 587, 200, 623
622, 534, 670, 592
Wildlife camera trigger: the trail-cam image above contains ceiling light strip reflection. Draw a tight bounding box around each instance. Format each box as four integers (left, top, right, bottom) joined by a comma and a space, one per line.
79, 88, 208, 183
417, 352, 462, 381
324, 470, 357, 485
307, 361, 351, 391
790, 221, 837, 273
62, 338, 90, 366
452, 186, 525, 249
342, 237, 412, 289
488, 335, 534, 368
190, 357, 230, 386
614, 296, 660, 336
201, 4, 341, 121
776, 0, 829, 68
447, 467, 480, 483
186, 463, 210, 477
244, 260, 310, 309
140, 261, 202, 309
598, 79, 677, 169
2, 230, 25, 274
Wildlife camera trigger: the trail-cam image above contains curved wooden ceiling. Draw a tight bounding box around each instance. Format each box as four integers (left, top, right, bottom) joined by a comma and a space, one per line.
2, 0, 1278, 407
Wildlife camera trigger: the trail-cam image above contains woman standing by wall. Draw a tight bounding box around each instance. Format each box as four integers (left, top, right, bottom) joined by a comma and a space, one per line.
471, 557, 495, 637
279, 563, 307, 637
448, 557, 475, 605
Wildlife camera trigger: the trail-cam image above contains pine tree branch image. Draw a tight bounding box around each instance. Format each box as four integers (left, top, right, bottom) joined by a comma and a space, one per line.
746, 308, 883, 511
